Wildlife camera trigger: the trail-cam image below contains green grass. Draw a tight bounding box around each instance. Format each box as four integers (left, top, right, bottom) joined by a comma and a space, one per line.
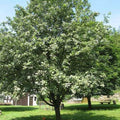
0, 103, 120, 120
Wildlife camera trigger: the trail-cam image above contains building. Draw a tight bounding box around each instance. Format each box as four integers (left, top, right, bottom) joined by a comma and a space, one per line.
13, 94, 37, 106
0, 94, 13, 105
0, 94, 37, 106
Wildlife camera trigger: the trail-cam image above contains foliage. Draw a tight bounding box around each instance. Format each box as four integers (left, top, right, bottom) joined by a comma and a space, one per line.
0, 0, 100, 119
72, 71, 106, 97
0, 0, 118, 119
72, 23, 120, 108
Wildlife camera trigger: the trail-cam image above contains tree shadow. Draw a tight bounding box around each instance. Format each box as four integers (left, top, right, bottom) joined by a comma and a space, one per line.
11, 115, 54, 120
64, 104, 120, 111
0, 106, 37, 112
10, 111, 117, 120
0, 104, 119, 120
62, 112, 117, 120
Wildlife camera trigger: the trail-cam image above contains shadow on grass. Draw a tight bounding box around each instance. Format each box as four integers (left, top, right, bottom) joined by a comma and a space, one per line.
1, 104, 119, 120
0, 106, 37, 112
64, 104, 120, 111
11, 115, 54, 120
11, 111, 117, 120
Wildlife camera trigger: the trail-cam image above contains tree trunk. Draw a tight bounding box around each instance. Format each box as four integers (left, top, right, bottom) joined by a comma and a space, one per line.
15, 100, 17, 106
54, 104, 61, 120
87, 96, 92, 109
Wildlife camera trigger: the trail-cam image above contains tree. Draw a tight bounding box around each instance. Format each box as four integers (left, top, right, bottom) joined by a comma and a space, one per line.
73, 26, 120, 109
108, 29, 120, 90
73, 71, 106, 109
0, 0, 112, 119
96, 29, 120, 97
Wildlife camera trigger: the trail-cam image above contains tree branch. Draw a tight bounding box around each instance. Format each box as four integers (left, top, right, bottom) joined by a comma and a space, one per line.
40, 95, 54, 106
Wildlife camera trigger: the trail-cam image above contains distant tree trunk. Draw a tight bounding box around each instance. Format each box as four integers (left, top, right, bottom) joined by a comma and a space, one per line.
87, 96, 92, 109
107, 95, 110, 98
54, 104, 61, 120
15, 100, 17, 106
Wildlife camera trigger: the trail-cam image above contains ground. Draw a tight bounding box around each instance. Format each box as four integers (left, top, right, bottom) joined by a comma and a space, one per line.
0, 102, 120, 120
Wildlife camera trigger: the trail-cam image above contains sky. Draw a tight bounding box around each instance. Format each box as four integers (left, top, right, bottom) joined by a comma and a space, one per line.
89, 0, 120, 29
0, 0, 120, 29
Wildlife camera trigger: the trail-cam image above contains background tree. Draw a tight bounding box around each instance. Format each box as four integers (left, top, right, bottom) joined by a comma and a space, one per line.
73, 26, 120, 109
109, 29, 120, 89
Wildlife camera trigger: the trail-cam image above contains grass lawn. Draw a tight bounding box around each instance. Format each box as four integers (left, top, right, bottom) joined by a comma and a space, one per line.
0, 102, 120, 120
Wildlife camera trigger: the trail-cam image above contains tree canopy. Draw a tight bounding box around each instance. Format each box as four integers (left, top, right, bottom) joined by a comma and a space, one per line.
0, 0, 119, 119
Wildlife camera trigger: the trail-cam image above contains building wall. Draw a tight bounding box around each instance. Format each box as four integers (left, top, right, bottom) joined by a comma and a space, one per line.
13, 94, 37, 106
13, 94, 28, 106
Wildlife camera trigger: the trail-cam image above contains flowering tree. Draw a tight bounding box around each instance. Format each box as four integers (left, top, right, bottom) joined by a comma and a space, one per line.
0, 0, 114, 119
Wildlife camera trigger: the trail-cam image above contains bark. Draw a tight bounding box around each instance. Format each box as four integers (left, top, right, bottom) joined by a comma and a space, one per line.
87, 96, 92, 109
54, 104, 61, 120
40, 95, 54, 106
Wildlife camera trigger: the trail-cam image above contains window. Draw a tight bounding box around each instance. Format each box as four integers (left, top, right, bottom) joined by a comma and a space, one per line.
34, 97, 37, 101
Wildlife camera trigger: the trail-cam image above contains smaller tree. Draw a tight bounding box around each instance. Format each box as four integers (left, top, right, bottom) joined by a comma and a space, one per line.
73, 29, 120, 109
72, 70, 106, 109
